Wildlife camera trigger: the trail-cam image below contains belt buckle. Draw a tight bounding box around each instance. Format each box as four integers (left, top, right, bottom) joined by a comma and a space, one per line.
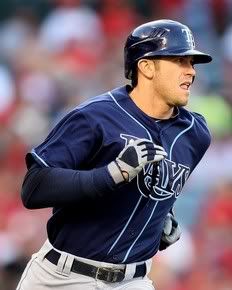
96, 267, 125, 283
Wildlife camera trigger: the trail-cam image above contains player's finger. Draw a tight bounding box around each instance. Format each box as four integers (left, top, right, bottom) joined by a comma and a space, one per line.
141, 151, 166, 162
134, 139, 153, 146
165, 225, 181, 243
143, 153, 166, 163
170, 215, 178, 228
164, 214, 173, 235
155, 150, 167, 156
140, 143, 156, 151
139, 142, 166, 152
140, 147, 167, 156
154, 144, 166, 151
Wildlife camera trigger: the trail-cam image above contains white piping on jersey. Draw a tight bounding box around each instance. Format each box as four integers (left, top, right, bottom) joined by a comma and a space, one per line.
108, 92, 152, 200
108, 92, 152, 201
107, 91, 154, 255
169, 114, 195, 160
31, 149, 49, 167
108, 92, 153, 140
107, 195, 143, 254
122, 201, 159, 263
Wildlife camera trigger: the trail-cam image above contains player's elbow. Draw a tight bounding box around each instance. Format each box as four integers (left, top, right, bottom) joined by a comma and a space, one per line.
21, 187, 33, 209
21, 185, 45, 209
20, 165, 44, 209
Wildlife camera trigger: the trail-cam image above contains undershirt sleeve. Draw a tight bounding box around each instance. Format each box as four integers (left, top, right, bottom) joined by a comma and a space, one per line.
21, 162, 120, 209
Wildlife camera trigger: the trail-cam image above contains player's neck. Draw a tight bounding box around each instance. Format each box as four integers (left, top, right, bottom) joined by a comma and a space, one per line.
129, 85, 174, 120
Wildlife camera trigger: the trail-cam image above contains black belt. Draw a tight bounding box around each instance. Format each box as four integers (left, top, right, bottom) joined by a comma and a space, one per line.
45, 249, 146, 283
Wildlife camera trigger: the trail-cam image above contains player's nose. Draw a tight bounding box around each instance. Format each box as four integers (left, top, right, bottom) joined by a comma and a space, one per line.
185, 63, 196, 79
189, 65, 196, 77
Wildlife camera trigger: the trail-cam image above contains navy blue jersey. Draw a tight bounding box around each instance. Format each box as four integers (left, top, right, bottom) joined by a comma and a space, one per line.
29, 85, 211, 264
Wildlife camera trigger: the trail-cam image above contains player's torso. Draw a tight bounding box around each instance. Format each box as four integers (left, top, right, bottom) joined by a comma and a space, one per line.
48, 86, 210, 263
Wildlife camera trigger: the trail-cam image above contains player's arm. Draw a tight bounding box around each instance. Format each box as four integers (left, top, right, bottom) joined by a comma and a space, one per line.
21, 161, 117, 209
21, 139, 167, 209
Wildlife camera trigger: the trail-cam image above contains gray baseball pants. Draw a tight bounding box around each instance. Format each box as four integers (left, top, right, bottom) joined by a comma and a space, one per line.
16, 240, 155, 290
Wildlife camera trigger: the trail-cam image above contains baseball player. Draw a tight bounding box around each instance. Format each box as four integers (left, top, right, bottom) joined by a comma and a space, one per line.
16, 19, 212, 290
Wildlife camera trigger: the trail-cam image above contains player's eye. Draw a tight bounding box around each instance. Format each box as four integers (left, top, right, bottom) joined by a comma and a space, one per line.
176, 57, 194, 67
176, 57, 186, 64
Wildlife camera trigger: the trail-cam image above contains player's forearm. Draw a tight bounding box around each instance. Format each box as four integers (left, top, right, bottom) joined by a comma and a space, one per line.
21, 164, 117, 209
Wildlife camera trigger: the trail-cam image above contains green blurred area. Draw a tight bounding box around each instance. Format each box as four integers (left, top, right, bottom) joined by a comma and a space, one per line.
189, 95, 232, 138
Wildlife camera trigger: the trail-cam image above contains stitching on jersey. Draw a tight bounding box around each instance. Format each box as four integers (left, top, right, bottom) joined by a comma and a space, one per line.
31, 149, 49, 167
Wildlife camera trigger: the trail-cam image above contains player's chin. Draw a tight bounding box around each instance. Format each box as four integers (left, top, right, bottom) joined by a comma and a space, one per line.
177, 92, 190, 106
175, 97, 189, 107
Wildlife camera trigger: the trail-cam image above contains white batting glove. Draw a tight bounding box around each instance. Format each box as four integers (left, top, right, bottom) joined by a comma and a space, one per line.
108, 139, 167, 184
159, 213, 181, 251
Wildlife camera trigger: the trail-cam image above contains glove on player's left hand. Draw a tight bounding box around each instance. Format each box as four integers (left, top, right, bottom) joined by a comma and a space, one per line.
159, 213, 181, 251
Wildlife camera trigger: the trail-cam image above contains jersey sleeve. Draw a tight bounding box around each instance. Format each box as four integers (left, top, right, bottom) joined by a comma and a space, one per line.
191, 112, 211, 165
26, 109, 97, 170
193, 112, 211, 147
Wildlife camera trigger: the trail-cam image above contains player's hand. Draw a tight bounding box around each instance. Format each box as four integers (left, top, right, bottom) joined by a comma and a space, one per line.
107, 139, 167, 184
159, 213, 181, 251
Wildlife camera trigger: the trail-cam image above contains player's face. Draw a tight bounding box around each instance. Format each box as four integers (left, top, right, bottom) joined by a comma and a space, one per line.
152, 56, 196, 107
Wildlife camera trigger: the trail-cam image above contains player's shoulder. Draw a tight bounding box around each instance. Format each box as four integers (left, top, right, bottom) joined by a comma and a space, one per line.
179, 107, 209, 129
190, 110, 209, 133
73, 86, 127, 113
180, 107, 211, 146
51, 86, 128, 130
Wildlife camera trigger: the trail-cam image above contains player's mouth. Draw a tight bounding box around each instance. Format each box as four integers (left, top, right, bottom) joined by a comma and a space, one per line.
180, 81, 191, 91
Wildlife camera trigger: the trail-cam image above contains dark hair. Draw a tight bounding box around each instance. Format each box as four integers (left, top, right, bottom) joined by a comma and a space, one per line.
131, 66, 138, 88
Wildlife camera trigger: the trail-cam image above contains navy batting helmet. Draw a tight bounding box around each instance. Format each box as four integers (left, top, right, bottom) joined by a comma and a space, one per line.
124, 19, 212, 80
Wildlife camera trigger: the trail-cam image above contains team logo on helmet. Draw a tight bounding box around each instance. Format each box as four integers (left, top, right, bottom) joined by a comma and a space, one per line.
181, 28, 195, 49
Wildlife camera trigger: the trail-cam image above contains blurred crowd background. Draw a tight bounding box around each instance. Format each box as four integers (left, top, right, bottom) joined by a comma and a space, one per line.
0, 0, 232, 289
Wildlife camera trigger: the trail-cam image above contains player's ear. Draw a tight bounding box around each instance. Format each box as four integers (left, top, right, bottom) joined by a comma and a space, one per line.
137, 59, 154, 79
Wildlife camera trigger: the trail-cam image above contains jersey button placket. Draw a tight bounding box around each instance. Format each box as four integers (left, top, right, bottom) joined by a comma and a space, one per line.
129, 229, 135, 237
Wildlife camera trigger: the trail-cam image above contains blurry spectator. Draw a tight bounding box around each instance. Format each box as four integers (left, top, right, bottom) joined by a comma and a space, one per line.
182, 0, 223, 92
39, 0, 105, 80
221, 20, 232, 106
149, 228, 196, 290
8, 100, 50, 147
0, 65, 15, 116
39, 0, 104, 52
0, 6, 38, 64
151, 0, 185, 19
211, 0, 232, 35
99, 0, 139, 42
